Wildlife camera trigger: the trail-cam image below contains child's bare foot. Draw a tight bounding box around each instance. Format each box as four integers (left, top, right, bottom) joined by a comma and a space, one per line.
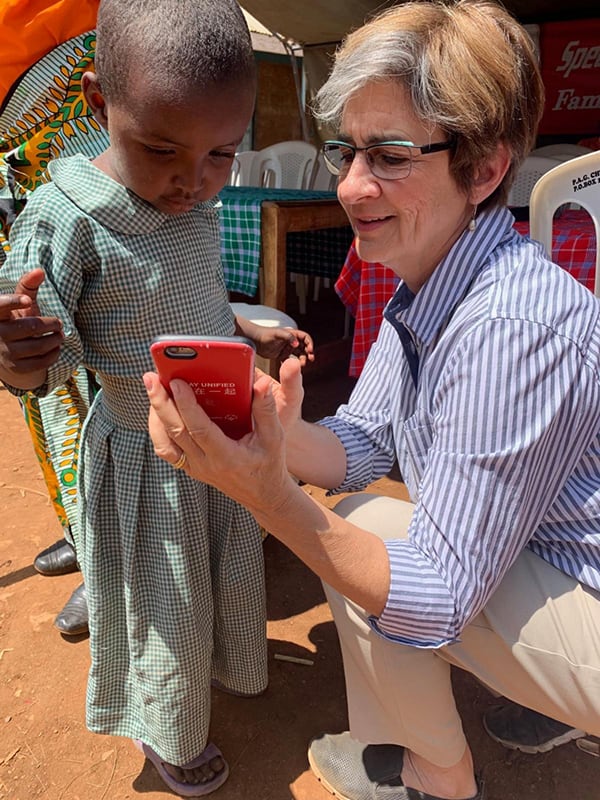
163, 750, 226, 784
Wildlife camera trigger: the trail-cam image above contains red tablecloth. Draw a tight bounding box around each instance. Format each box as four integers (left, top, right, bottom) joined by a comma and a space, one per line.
336, 210, 597, 377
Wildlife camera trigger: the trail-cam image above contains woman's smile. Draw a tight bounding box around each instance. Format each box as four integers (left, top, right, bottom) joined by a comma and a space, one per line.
352, 213, 394, 231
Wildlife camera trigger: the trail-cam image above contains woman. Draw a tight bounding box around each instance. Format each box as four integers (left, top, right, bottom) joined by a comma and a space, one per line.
146, 2, 600, 799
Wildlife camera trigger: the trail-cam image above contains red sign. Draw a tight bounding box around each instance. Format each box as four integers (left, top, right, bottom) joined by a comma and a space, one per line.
538, 19, 600, 136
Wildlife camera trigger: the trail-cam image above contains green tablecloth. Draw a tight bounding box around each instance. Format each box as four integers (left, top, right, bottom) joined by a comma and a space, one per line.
218, 186, 352, 296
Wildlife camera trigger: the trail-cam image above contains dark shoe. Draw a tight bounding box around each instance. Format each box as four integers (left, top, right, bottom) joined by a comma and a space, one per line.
308, 731, 484, 800
55, 583, 88, 636
483, 703, 586, 754
34, 538, 78, 576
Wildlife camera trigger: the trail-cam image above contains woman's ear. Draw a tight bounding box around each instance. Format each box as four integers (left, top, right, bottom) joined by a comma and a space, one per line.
82, 71, 109, 129
469, 141, 511, 206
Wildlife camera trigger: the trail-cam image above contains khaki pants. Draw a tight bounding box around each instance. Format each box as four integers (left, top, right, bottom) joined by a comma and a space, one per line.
325, 494, 600, 766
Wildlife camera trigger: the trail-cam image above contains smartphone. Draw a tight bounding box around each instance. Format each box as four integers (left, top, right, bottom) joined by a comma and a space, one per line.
150, 335, 255, 440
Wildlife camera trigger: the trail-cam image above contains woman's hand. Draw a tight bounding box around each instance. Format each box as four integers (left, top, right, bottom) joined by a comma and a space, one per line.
270, 356, 305, 433
144, 370, 295, 517
145, 361, 383, 613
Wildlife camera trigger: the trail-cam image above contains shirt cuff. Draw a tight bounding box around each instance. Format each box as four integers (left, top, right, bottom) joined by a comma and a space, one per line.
373, 537, 463, 647
317, 415, 391, 494
367, 614, 459, 649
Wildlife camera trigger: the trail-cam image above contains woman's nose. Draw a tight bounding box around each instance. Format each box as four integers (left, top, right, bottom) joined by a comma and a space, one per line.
337, 154, 381, 204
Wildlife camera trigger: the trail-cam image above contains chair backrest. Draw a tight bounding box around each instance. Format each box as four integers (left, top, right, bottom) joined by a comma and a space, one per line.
254, 140, 317, 190
228, 150, 260, 187
529, 150, 600, 296
507, 155, 563, 207
309, 153, 338, 191
530, 144, 593, 162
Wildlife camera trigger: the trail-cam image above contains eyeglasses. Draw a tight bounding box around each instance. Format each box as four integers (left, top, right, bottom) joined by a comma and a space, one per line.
321, 139, 454, 181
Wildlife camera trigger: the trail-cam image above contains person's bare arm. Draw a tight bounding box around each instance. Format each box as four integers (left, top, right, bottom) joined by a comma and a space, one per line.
256, 470, 390, 614
145, 369, 390, 614
234, 315, 315, 366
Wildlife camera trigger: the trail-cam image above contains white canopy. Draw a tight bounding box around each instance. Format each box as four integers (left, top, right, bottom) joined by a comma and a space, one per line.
240, 0, 598, 142
241, 0, 597, 47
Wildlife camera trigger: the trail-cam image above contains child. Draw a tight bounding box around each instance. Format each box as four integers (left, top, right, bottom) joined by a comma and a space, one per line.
0, 0, 313, 795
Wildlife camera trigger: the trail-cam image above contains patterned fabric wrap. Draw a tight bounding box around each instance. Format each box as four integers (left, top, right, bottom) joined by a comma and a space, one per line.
0, 32, 107, 531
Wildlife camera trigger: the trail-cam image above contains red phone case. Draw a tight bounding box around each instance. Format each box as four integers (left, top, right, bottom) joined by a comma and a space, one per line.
150, 336, 255, 440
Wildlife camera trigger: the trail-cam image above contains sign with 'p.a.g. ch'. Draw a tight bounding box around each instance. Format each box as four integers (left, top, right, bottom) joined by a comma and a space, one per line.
538, 19, 600, 136
572, 168, 600, 193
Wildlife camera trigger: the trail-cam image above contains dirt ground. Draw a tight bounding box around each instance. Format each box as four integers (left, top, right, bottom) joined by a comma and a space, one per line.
1, 366, 598, 800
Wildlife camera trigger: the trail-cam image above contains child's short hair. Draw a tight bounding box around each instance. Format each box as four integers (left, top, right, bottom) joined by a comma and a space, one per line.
95, 0, 256, 102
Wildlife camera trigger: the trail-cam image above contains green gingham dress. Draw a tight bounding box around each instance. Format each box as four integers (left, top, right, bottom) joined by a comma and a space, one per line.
0, 154, 267, 765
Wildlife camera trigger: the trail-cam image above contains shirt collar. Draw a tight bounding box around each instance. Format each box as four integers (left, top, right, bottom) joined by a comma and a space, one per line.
48, 154, 219, 234
385, 205, 516, 345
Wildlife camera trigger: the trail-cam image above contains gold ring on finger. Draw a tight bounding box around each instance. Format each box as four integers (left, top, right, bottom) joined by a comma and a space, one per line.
172, 452, 187, 470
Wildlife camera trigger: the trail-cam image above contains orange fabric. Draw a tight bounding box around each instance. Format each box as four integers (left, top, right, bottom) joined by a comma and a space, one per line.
0, 0, 99, 103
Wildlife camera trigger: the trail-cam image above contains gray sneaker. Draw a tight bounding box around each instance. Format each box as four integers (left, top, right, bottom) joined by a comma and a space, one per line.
483, 703, 586, 754
308, 731, 484, 800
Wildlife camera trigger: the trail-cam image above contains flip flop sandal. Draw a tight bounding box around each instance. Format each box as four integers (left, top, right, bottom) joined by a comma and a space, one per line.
135, 740, 229, 797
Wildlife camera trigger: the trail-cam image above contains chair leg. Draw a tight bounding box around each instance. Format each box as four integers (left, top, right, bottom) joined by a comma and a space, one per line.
313, 276, 320, 302
294, 273, 308, 315
343, 308, 352, 339
313, 276, 331, 303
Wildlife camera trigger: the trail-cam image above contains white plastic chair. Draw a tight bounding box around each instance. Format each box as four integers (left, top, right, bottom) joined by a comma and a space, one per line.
310, 153, 338, 191
253, 141, 319, 313
255, 141, 317, 190
530, 144, 593, 162
228, 150, 260, 187
228, 149, 300, 360
306, 153, 343, 310
529, 150, 600, 296
507, 155, 563, 207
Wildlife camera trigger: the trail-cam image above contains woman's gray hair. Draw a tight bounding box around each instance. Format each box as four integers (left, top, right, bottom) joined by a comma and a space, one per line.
315, 0, 545, 208
317, 30, 433, 128
95, 0, 256, 103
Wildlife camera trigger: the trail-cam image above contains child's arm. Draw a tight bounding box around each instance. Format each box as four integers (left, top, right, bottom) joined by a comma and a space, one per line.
234, 315, 315, 367
0, 269, 63, 390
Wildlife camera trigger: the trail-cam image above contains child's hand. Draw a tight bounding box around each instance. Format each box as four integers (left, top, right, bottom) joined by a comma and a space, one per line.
0, 269, 63, 389
253, 326, 315, 366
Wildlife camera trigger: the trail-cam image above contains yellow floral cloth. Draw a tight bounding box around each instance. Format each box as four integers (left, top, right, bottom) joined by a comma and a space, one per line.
0, 31, 106, 529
